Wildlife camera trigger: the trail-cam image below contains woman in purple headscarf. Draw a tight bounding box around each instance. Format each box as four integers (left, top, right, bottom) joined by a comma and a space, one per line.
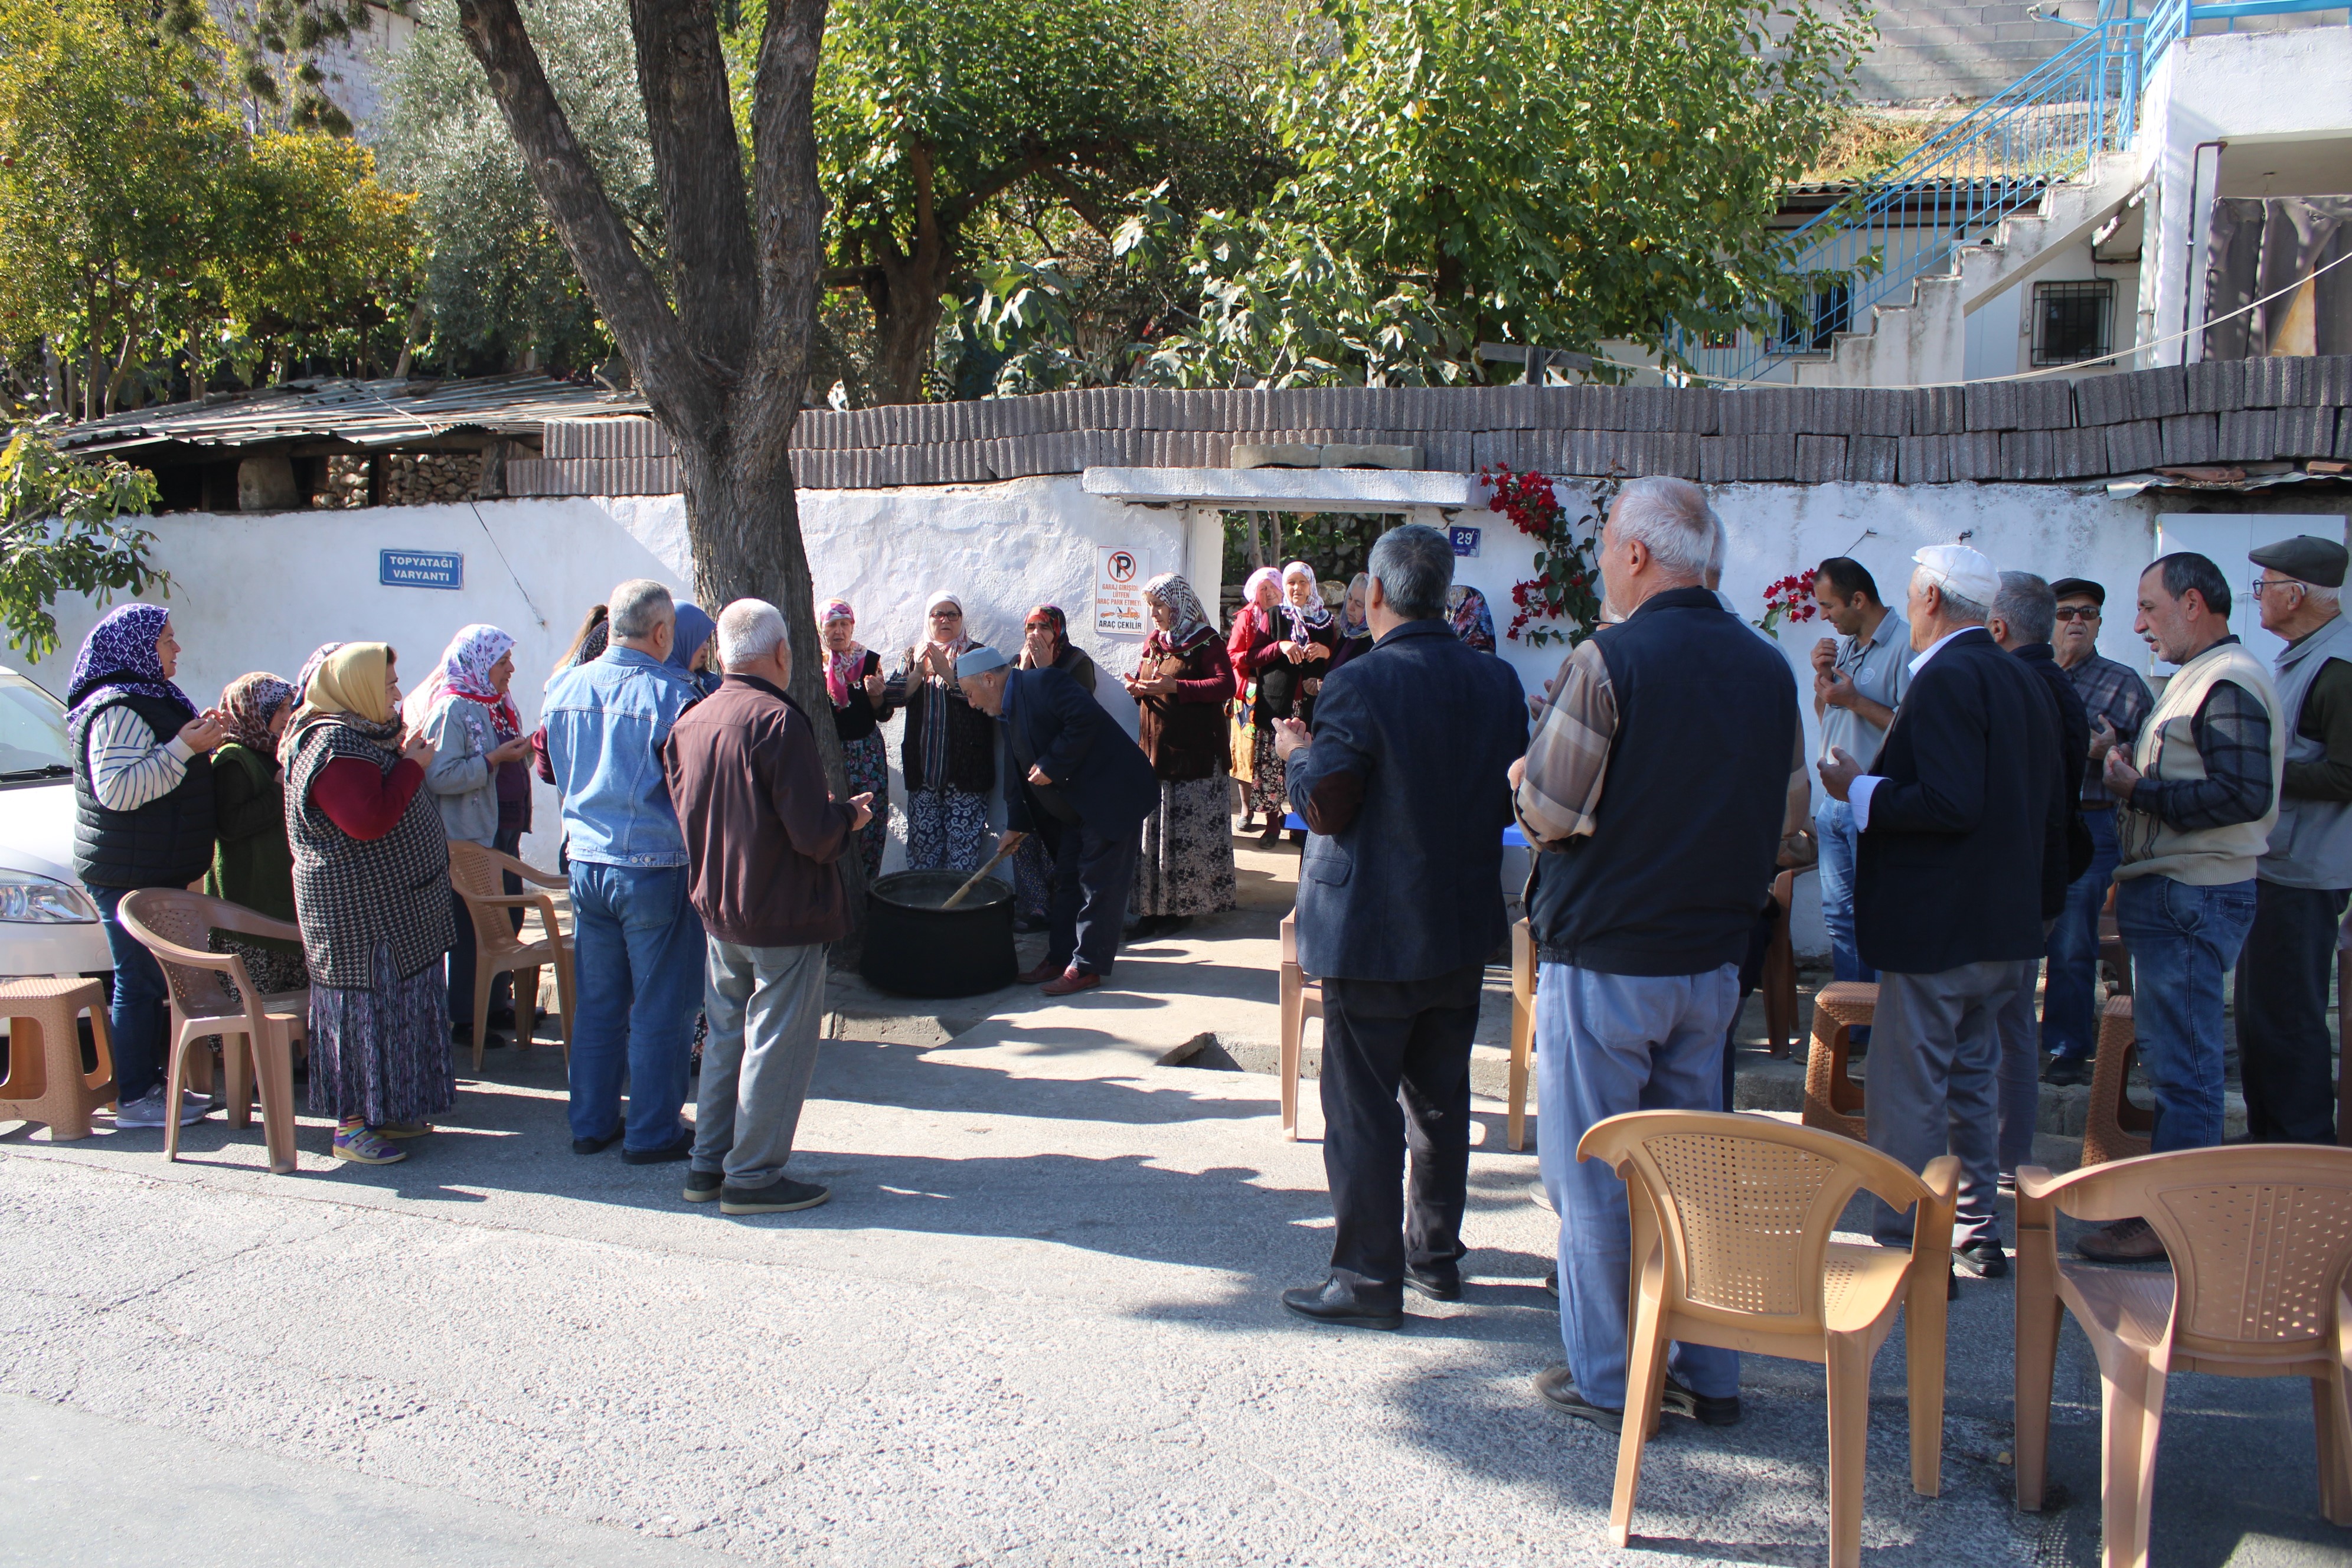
64, 602, 228, 1130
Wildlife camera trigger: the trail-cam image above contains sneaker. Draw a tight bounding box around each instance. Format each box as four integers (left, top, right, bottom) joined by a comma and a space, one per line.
683, 1169, 724, 1203
112, 1089, 208, 1128
1534, 1364, 1622, 1432
720, 1178, 831, 1215
332, 1126, 407, 1165
2077, 1216, 2167, 1263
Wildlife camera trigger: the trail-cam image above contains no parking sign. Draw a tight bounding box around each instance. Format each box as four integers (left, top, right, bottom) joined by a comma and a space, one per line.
1095, 546, 1150, 636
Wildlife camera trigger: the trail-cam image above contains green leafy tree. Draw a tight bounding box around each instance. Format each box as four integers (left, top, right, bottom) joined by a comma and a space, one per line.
0, 427, 163, 660
1122, 0, 1870, 386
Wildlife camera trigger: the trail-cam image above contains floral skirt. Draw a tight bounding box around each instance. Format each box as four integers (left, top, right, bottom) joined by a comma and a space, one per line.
306, 940, 456, 1126
906, 786, 991, 873
1250, 728, 1288, 818
1136, 774, 1240, 918
1012, 834, 1053, 922
212, 930, 311, 1001
844, 730, 891, 884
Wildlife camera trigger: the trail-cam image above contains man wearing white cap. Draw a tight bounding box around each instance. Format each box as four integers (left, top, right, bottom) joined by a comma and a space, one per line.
1819, 543, 2063, 1270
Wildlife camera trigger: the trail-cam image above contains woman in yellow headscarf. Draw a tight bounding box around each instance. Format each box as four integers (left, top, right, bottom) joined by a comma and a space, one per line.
280, 643, 458, 1165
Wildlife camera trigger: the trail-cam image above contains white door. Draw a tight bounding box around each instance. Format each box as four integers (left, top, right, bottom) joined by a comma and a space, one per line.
2152, 513, 2350, 668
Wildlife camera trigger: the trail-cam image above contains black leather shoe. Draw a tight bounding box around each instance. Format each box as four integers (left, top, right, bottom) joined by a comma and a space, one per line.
2041, 1056, 2091, 1087
1534, 1364, 1622, 1431
486, 1005, 518, 1030
720, 1177, 830, 1214
1955, 1236, 2010, 1279
1662, 1374, 1742, 1426
1280, 1277, 1404, 1330
682, 1169, 723, 1203
621, 1128, 695, 1165
1404, 1266, 1462, 1302
571, 1129, 621, 1155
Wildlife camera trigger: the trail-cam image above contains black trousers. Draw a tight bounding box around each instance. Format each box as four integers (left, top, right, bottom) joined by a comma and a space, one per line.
2235, 880, 2348, 1144
1039, 816, 1138, 977
1319, 960, 1485, 1298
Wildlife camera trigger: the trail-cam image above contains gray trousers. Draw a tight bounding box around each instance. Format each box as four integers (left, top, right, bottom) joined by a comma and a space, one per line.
1867, 959, 2033, 1249
691, 939, 827, 1190
1992, 924, 2059, 1180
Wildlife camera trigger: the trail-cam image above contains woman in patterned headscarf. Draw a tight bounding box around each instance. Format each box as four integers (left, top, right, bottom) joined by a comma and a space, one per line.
204, 672, 309, 997
1226, 566, 1285, 832
1125, 573, 1238, 937
1447, 585, 1498, 653
821, 598, 890, 884
881, 590, 997, 872
1244, 561, 1339, 847
283, 642, 456, 1165
65, 602, 227, 1130
415, 625, 535, 1049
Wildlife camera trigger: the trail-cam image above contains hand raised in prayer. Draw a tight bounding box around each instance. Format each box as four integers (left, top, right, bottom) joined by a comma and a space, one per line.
847, 792, 874, 831
1273, 716, 1311, 761
400, 729, 437, 772
864, 668, 886, 700
1817, 746, 1864, 803
177, 711, 227, 754
2102, 746, 2142, 800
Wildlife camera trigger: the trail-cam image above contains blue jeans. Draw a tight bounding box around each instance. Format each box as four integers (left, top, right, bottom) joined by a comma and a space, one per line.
2112, 874, 2257, 1154
567, 863, 705, 1152
2041, 809, 2121, 1061
89, 884, 170, 1105
1537, 961, 1741, 1409
1814, 799, 1874, 1043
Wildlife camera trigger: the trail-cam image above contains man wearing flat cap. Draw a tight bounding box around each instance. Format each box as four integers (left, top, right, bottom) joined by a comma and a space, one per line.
2241, 535, 2352, 1145
2039, 577, 2154, 1087
1821, 544, 2063, 1272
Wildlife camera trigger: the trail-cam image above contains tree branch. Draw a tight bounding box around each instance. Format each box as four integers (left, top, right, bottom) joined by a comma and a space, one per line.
626, 0, 756, 381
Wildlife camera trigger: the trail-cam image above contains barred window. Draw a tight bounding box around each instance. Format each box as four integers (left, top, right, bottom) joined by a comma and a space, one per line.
2033, 280, 2114, 367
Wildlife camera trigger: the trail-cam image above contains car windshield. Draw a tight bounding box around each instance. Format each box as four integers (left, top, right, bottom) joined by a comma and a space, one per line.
0, 666, 74, 781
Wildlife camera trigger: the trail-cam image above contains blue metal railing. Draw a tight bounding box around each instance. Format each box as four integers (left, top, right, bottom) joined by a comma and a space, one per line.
2144, 0, 2350, 81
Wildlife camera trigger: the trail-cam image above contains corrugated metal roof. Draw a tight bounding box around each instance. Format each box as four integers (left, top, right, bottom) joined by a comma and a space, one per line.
52, 373, 650, 458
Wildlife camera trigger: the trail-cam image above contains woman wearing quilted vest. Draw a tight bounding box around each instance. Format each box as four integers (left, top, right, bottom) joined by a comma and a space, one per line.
66, 603, 227, 1131
282, 643, 458, 1165
2089, 552, 2286, 1262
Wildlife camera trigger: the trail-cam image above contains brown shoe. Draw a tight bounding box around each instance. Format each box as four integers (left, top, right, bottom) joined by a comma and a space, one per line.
2077, 1216, 2168, 1263
1040, 967, 1101, 997
1017, 959, 1066, 985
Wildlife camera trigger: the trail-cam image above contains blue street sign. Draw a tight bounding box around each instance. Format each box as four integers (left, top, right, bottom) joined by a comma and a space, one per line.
380, 548, 464, 590
1448, 525, 1481, 558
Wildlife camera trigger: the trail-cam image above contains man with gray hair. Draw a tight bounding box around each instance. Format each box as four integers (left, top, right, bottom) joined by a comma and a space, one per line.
664, 599, 872, 1214
1820, 544, 2062, 1275
1270, 522, 1527, 1331
543, 578, 708, 1164
1512, 477, 1805, 1429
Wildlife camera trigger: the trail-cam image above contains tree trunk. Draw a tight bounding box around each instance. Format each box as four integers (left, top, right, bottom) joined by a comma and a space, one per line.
865, 250, 951, 405
1244, 512, 1263, 569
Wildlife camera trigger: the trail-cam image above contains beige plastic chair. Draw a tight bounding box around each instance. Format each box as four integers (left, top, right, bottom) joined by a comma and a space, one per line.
447, 841, 574, 1073
2080, 994, 2154, 1169
0, 977, 116, 1140
1278, 912, 1533, 1145
1579, 1109, 1957, 1568
117, 890, 308, 1175
1802, 980, 1877, 1141
2015, 1145, 2352, 1567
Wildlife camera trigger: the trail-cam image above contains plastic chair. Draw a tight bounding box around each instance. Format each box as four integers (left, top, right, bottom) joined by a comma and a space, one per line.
2015, 1146, 2352, 1567
1505, 917, 1534, 1151
117, 890, 307, 1175
446, 841, 574, 1073
0, 977, 117, 1140
1579, 1110, 1957, 1567
2100, 882, 2132, 998
1802, 981, 1876, 1141
2080, 994, 2154, 1168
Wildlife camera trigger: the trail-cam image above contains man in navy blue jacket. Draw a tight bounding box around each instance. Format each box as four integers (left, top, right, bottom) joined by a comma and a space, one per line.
1273, 524, 1528, 1329
958, 645, 1158, 995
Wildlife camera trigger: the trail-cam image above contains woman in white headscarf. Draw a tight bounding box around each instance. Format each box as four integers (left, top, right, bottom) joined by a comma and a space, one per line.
881, 590, 997, 872
1244, 561, 1339, 847
1125, 573, 1239, 937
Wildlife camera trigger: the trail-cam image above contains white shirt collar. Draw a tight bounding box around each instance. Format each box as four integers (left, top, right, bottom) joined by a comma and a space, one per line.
1907, 625, 1978, 677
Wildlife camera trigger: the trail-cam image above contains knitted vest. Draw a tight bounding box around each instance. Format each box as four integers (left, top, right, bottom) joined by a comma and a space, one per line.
2116, 639, 2284, 887
2260, 611, 2352, 890
69, 691, 216, 889
283, 718, 455, 988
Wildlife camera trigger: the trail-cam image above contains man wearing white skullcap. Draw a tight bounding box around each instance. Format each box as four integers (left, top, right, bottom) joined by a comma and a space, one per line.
1818, 543, 2065, 1275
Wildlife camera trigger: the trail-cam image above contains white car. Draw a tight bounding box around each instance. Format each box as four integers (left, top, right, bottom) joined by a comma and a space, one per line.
0, 662, 113, 980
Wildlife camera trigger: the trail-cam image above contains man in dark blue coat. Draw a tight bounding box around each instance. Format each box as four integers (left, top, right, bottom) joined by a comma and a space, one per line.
958, 645, 1158, 996
1273, 523, 1529, 1329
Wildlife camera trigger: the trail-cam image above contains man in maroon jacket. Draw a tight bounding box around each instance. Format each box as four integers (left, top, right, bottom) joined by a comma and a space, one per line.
664, 599, 873, 1216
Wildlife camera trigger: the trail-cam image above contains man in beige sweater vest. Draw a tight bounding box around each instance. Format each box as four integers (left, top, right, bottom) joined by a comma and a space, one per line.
2090, 553, 2285, 1262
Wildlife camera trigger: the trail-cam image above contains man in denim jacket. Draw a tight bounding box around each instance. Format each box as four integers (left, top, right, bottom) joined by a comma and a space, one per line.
543, 579, 708, 1162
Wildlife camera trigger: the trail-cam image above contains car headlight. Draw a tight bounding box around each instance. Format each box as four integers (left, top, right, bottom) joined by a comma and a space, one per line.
0, 870, 99, 923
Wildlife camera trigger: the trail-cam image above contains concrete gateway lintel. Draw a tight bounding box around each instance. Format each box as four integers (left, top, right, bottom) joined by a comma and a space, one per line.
1082, 466, 1482, 512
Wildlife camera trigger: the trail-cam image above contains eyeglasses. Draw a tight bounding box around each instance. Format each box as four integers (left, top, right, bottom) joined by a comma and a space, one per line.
2053, 606, 2101, 622
2249, 577, 2305, 599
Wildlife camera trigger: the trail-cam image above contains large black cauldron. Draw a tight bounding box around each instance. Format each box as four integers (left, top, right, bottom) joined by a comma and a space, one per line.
860, 870, 1017, 997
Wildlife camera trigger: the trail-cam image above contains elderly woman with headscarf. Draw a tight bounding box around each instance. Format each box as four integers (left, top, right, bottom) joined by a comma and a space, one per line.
820, 598, 891, 884
1124, 573, 1239, 937
282, 642, 457, 1165
1006, 605, 1099, 927
667, 602, 721, 697
1227, 566, 1284, 831
203, 672, 308, 998
882, 590, 997, 872
410, 624, 535, 1049
1332, 571, 1375, 669
1246, 561, 1340, 846
64, 603, 227, 1130
1447, 584, 1498, 653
